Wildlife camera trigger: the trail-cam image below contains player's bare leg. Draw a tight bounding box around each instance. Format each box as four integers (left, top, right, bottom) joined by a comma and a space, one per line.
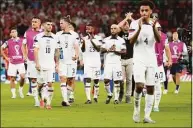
114, 80, 120, 104
39, 83, 47, 108
133, 82, 143, 123
174, 73, 181, 94
18, 73, 25, 98
104, 79, 113, 104
10, 76, 16, 98
85, 78, 92, 104
60, 76, 70, 106
93, 79, 99, 103
144, 86, 155, 123
68, 78, 75, 103
31, 78, 40, 106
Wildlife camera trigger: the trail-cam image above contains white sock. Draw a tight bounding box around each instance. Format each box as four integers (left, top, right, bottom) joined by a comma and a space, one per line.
105, 83, 112, 96
61, 83, 68, 102
134, 91, 142, 113
69, 91, 74, 99
41, 84, 48, 100
46, 87, 54, 106
144, 94, 154, 118
31, 82, 39, 103
154, 83, 162, 109
67, 85, 72, 100
85, 83, 91, 101
19, 86, 23, 92
94, 83, 99, 98
11, 88, 16, 96
114, 83, 120, 101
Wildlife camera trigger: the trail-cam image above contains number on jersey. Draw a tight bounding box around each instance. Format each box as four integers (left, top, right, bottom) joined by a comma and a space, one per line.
144, 38, 148, 45
46, 46, 51, 53
89, 46, 95, 52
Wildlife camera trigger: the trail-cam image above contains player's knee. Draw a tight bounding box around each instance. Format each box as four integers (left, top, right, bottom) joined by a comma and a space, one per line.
86, 78, 91, 83
10, 77, 15, 82
104, 79, 110, 84
135, 82, 144, 92
146, 86, 154, 95
20, 74, 25, 80
114, 80, 119, 84
93, 79, 99, 84
60, 76, 67, 83
47, 82, 52, 87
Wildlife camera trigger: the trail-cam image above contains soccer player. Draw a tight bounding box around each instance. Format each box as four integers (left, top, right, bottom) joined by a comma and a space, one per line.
23, 17, 42, 106
153, 24, 172, 112
34, 19, 60, 109
1, 27, 26, 99
56, 16, 79, 106
101, 24, 126, 104
117, 12, 134, 103
169, 31, 188, 94
81, 23, 102, 104
129, 0, 161, 123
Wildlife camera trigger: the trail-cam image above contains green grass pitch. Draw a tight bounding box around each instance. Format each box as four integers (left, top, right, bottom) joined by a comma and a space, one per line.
1, 82, 192, 127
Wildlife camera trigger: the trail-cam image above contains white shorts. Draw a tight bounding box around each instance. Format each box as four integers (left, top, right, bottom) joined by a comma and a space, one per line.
26, 60, 38, 78
104, 63, 122, 81
37, 69, 54, 84
84, 65, 101, 79
8, 63, 25, 77
155, 65, 166, 83
59, 63, 77, 78
133, 62, 156, 86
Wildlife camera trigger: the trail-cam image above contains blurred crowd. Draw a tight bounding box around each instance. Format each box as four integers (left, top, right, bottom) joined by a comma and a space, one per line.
0, 0, 192, 72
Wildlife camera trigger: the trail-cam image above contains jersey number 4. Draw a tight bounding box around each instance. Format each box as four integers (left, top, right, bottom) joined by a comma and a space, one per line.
144, 38, 148, 45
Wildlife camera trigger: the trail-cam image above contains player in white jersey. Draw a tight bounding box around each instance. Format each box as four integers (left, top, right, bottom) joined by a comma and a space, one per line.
129, 0, 161, 123
56, 16, 79, 107
81, 23, 102, 104
34, 19, 60, 109
101, 24, 126, 104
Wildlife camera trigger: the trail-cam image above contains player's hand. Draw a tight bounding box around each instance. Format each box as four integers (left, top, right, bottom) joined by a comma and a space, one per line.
5, 57, 9, 62
138, 17, 143, 29
109, 45, 116, 52
35, 64, 41, 71
152, 16, 158, 28
167, 60, 172, 67
125, 12, 133, 20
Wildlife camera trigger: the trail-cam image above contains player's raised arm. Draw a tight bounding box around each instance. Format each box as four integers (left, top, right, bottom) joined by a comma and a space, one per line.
1, 41, 9, 61
118, 12, 133, 32
81, 37, 86, 52
129, 18, 142, 44
152, 19, 161, 42
90, 35, 101, 52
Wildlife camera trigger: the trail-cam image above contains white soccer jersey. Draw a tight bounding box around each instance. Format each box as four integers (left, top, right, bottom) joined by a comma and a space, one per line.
34, 32, 59, 70
83, 35, 102, 67
129, 19, 159, 67
102, 36, 126, 65
56, 31, 79, 64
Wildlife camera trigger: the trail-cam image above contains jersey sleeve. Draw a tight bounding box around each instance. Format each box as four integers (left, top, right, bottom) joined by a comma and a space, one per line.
128, 20, 139, 40
182, 42, 188, 55
1, 41, 8, 48
33, 36, 39, 48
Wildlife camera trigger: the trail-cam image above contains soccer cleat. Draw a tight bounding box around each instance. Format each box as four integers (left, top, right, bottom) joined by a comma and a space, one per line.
105, 95, 112, 104
163, 90, 168, 94
61, 101, 71, 107
153, 107, 159, 112
174, 90, 179, 94
34, 101, 40, 107
133, 111, 140, 123
125, 96, 132, 104
143, 117, 156, 123
26, 92, 33, 96
85, 100, 92, 104
40, 100, 45, 108
46, 105, 52, 109
94, 98, 98, 103
69, 98, 74, 103
11, 95, 16, 99
114, 100, 119, 104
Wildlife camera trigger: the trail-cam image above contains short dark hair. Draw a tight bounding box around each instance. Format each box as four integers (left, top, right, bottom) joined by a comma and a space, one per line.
10, 26, 17, 31
44, 18, 52, 23
61, 15, 71, 23
139, 0, 155, 10
32, 16, 40, 20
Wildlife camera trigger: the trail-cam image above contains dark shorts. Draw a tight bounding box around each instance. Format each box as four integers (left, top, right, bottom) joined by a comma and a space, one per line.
170, 63, 183, 75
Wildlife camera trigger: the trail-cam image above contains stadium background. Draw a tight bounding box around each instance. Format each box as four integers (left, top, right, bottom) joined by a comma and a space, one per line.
0, 0, 192, 81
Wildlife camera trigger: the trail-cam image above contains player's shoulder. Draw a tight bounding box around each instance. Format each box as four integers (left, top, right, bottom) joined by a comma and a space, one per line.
117, 36, 125, 41
56, 31, 63, 36
94, 35, 102, 40
35, 32, 44, 38
103, 36, 111, 41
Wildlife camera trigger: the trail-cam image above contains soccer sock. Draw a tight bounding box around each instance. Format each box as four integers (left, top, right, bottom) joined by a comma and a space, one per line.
94, 83, 99, 98
85, 83, 91, 101
11, 88, 16, 96
176, 85, 180, 91
134, 91, 142, 113
47, 87, 54, 106
67, 85, 73, 100
28, 78, 32, 93
19, 86, 23, 93
114, 83, 120, 101
61, 83, 68, 102
70, 91, 74, 99
41, 84, 48, 100
105, 82, 112, 96
144, 94, 154, 118
31, 82, 39, 103
154, 83, 162, 109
